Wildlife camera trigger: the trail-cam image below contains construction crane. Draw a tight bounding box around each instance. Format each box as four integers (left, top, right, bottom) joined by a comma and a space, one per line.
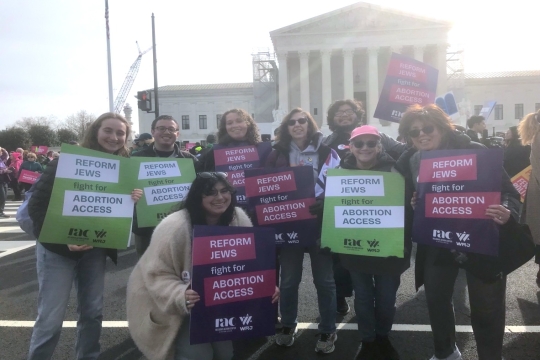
113, 42, 152, 114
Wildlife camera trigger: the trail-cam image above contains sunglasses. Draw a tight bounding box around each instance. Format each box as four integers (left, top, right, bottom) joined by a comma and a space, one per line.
198, 172, 228, 180
287, 118, 308, 126
408, 125, 435, 138
203, 188, 233, 197
351, 140, 379, 149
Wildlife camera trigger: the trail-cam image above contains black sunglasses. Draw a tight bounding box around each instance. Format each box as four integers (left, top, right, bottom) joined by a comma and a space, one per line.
408, 125, 435, 138
287, 118, 308, 126
198, 172, 228, 180
351, 140, 379, 149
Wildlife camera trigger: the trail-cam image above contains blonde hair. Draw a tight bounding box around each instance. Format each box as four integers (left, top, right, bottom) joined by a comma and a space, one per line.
518, 110, 540, 145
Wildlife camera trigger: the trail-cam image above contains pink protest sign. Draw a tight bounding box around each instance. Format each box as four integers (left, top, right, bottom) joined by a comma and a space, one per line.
31, 146, 48, 155
18, 169, 40, 184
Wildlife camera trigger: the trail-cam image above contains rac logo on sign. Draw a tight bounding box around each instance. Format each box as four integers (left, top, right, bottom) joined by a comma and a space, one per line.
215, 318, 235, 328
344, 238, 362, 248
68, 228, 89, 238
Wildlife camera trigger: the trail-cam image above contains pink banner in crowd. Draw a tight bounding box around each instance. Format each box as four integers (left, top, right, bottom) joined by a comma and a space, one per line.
31, 146, 48, 155
19, 170, 39, 184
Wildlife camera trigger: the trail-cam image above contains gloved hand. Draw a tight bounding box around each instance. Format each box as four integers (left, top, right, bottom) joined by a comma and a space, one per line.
309, 199, 324, 216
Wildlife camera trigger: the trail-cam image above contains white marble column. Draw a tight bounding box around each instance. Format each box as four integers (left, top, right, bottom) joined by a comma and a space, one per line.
343, 49, 354, 100
299, 51, 311, 112
436, 44, 447, 95
321, 50, 332, 123
277, 52, 289, 112
367, 47, 379, 124
413, 45, 424, 62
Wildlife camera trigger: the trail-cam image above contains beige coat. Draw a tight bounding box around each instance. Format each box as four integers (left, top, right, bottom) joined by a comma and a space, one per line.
525, 134, 540, 244
126, 208, 253, 360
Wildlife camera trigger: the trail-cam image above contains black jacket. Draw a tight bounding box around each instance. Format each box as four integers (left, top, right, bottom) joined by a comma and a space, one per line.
503, 142, 531, 178
323, 128, 408, 161
131, 143, 197, 237
338, 152, 411, 276
28, 159, 117, 262
394, 131, 521, 289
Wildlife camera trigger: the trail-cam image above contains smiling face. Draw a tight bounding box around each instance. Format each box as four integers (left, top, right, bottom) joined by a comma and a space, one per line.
287, 111, 309, 143
151, 119, 179, 150
225, 112, 248, 141
334, 104, 357, 128
201, 182, 232, 219
350, 134, 380, 167
410, 119, 443, 151
97, 118, 127, 154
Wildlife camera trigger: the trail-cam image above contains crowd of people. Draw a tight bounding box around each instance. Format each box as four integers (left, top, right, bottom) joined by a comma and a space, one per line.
19, 101, 539, 360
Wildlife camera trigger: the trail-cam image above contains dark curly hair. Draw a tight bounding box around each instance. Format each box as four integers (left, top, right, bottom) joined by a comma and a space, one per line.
326, 99, 366, 132
80, 112, 131, 157
177, 173, 237, 226
217, 109, 261, 145
399, 104, 455, 144
275, 108, 319, 148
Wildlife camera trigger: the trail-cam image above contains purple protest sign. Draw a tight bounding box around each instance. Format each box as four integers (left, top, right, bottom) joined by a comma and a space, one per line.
413, 148, 503, 256
373, 53, 439, 123
190, 225, 276, 345
244, 166, 317, 247
213, 142, 272, 205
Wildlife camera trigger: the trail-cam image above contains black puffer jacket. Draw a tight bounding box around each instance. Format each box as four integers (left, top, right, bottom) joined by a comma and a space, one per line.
28, 159, 117, 262
338, 152, 411, 276
394, 131, 521, 289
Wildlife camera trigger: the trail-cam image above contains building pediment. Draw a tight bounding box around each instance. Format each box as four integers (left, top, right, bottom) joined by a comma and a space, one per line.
270, 2, 451, 37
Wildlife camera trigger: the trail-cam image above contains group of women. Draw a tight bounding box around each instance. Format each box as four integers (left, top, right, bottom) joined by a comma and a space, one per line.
25, 102, 540, 360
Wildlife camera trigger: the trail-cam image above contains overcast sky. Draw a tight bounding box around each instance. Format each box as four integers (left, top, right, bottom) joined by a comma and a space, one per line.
1, 0, 538, 133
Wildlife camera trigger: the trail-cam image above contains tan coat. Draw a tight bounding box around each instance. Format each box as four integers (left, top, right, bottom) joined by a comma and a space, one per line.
525, 134, 540, 244
126, 208, 253, 360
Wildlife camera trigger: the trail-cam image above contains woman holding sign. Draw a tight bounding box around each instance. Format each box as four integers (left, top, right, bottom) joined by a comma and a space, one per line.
127, 172, 279, 360
197, 109, 267, 172
338, 125, 408, 360
19, 152, 43, 192
27, 112, 143, 360
395, 104, 520, 360
518, 110, 540, 285
266, 108, 341, 354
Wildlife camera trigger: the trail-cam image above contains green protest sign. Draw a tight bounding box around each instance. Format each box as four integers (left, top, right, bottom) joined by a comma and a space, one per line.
321, 169, 405, 257
133, 157, 196, 227
40, 144, 137, 249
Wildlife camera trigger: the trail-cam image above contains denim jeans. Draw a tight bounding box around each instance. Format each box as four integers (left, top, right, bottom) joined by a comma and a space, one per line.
423, 247, 506, 360
279, 246, 336, 333
28, 243, 107, 360
349, 271, 401, 342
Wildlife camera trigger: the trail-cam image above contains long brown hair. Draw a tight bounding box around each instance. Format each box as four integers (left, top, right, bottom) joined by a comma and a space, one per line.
275, 108, 319, 148
80, 112, 131, 157
217, 109, 261, 145
518, 110, 540, 145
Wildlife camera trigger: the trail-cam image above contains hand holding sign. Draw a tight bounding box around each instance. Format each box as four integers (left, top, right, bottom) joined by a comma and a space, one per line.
485, 204, 511, 225
185, 289, 200, 310
131, 189, 143, 203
